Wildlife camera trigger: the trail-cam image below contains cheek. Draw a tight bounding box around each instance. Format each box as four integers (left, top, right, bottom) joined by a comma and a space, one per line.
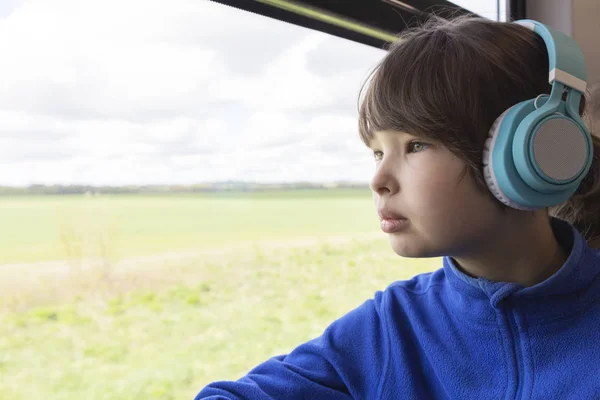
406, 170, 500, 252
409, 179, 466, 220
405, 158, 495, 222
405, 160, 464, 211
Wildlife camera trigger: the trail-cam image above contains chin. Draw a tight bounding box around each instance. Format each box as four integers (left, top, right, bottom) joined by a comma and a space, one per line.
387, 234, 438, 259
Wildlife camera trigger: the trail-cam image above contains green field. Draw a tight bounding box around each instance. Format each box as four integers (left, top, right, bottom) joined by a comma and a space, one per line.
0, 190, 440, 400
1, 189, 383, 265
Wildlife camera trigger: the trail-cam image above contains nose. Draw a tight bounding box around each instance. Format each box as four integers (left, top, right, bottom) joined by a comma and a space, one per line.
369, 161, 399, 197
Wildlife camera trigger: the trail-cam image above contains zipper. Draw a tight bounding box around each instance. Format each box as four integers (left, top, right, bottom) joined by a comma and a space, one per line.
505, 307, 524, 399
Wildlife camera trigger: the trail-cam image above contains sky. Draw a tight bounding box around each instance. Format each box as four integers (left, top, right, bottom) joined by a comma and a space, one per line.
0, 0, 499, 186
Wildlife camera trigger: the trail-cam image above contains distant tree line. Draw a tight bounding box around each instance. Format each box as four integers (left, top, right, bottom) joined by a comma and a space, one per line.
0, 182, 369, 196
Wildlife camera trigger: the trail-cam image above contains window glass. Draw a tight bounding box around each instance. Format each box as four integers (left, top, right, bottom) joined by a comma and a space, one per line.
1, 1, 425, 399
450, 0, 507, 21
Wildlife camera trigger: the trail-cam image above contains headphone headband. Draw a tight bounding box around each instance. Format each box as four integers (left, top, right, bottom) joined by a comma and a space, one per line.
482, 19, 593, 211
515, 19, 587, 93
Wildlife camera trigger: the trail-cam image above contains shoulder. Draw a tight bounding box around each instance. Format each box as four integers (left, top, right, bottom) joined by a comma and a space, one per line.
334, 267, 447, 336
379, 267, 446, 304
321, 267, 445, 338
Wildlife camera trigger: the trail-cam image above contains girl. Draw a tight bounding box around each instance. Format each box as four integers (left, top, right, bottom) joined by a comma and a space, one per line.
196, 15, 600, 399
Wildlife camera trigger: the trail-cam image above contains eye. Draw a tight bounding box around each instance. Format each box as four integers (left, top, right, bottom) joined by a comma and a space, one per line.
408, 141, 429, 153
373, 150, 383, 161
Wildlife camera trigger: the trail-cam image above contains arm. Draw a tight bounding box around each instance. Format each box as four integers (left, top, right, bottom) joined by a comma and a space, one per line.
194, 292, 389, 400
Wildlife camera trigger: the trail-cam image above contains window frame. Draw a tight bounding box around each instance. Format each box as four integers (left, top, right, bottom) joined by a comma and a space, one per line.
209, 0, 527, 49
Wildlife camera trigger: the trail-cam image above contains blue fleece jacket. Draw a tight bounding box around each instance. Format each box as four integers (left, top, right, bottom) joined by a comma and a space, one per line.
195, 218, 600, 399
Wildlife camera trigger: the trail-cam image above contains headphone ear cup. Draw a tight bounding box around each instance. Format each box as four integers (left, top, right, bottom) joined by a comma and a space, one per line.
519, 115, 591, 185
483, 106, 527, 209
483, 98, 589, 210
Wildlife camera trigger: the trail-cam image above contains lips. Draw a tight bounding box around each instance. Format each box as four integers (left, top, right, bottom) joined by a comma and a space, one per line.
378, 208, 407, 220
378, 208, 409, 233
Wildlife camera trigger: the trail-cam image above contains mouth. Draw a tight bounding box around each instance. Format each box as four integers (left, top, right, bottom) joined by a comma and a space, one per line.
378, 208, 407, 220
378, 208, 409, 233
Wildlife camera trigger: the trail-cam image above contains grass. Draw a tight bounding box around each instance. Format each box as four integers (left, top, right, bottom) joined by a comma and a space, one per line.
0, 190, 440, 400
0, 189, 378, 264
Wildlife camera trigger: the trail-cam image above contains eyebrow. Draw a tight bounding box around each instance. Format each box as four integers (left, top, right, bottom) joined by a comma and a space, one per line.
365, 132, 383, 149
365, 138, 377, 150
369, 130, 425, 148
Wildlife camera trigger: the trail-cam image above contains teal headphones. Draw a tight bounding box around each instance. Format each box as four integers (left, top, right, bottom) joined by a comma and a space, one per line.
483, 19, 593, 210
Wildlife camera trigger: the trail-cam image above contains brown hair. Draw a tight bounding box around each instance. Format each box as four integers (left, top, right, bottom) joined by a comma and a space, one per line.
357, 15, 600, 244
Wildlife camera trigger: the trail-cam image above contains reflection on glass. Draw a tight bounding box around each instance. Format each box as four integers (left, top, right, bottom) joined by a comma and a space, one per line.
450, 0, 506, 21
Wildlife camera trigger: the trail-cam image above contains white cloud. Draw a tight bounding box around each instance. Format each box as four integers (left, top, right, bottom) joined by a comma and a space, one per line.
209, 32, 338, 111
0, 0, 385, 186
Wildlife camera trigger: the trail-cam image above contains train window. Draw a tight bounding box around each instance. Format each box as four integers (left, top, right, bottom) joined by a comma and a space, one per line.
0, 1, 406, 398
451, 0, 508, 21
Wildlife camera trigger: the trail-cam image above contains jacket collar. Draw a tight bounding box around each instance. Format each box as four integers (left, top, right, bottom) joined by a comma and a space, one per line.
442, 218, 600, 321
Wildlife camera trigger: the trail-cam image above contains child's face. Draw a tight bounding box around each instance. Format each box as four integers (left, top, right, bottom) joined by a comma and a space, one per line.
369, 129, 506, 258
